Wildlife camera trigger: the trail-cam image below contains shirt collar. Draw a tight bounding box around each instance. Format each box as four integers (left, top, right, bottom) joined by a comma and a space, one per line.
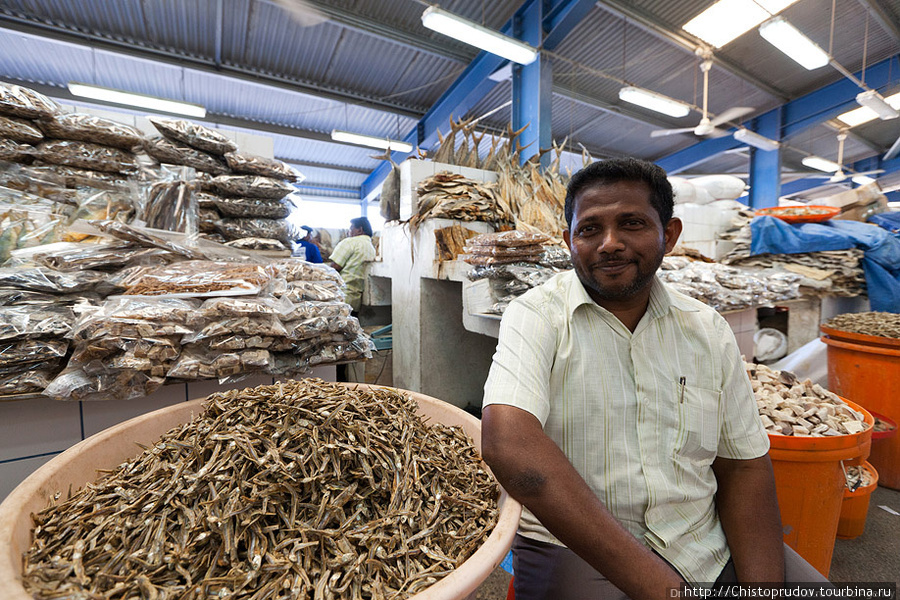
564, 270, 698, 319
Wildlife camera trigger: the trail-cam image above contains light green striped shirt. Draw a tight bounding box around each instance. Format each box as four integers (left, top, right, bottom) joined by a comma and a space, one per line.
483, 270, 769, 583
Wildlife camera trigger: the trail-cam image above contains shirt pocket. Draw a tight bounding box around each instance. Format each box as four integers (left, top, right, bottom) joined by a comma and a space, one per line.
672, 381, 721, 462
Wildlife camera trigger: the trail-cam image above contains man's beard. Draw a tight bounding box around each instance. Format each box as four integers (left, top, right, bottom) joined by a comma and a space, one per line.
574, 248, 665, 303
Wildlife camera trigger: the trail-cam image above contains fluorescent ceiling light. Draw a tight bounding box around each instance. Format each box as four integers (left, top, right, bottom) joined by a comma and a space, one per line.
855, 90, 900, 120
331, 130, 413, 153
618, 86, 691, 118
733, 128, 780, 151
67, 82, 206, 118
851, 175, 877, 186
802, 156, 841, 173
759, 17, 830, 70
682, 0, 799, 48
421, 6, 537, 65
837, 92, 900, 127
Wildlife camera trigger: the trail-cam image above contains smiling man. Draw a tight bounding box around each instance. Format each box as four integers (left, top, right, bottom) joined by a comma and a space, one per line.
481, 158, 828, 599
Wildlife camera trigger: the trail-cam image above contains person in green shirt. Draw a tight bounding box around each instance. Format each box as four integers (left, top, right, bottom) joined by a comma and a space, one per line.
328, 217, 376, 314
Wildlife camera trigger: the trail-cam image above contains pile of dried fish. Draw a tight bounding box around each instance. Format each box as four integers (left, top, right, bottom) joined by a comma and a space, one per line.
822, 311, 900, 340
658, 256, 802, 312
844, 464, 876, 491
745, 362, 870, 436
0, 304, 73, 394
719, 211, 866, 297
23, 379, 500, 599
410, 172, 512, 236
429, 119, 573, 246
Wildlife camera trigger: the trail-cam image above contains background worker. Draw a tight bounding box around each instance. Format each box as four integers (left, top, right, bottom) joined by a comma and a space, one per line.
294, 225, 323, 263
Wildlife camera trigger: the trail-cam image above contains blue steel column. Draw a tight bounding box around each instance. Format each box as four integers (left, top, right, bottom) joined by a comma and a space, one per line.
748, 109, 782, 209
512, 0, 552, 168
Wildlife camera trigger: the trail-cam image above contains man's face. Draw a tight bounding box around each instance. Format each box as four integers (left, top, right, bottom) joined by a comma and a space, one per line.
563, 180, 681, 308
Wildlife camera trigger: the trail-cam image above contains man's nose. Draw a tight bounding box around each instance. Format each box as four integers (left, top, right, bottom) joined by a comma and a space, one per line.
596, 229, 625, 253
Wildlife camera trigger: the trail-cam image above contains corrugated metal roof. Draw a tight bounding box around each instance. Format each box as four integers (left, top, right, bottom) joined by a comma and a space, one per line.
0, 0, 897, 201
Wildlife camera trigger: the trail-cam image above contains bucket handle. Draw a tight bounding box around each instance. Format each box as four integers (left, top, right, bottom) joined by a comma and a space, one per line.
840, 460, 863, 492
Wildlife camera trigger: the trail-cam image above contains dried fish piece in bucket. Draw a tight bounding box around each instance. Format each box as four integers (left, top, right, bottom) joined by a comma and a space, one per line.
23, 379, 500, 599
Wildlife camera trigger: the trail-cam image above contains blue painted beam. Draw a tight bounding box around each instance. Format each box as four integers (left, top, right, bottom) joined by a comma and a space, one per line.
779, 178, 829, 196
748, 109, 783, 209
513, 0, 552, 167
360, 0, 594, 199
656, 135, 743, 174
660, 54, 900, 171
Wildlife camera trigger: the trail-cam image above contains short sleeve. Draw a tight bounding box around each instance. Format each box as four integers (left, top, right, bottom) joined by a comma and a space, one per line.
329, 238, 351, 267
483, 294, 557, 425
715, 316, 770, 459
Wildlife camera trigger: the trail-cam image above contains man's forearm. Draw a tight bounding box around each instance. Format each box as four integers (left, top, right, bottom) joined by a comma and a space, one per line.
482, 405, 685, 599
713, 455, 785, 583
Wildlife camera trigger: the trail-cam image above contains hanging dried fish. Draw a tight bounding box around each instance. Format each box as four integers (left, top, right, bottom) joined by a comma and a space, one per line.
23, 379, 499, 599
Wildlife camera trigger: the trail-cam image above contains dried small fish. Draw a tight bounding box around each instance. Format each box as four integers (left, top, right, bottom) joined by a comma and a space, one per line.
745, 362, 870, 437
24, 379, 499, 599
823, 311, 900, 340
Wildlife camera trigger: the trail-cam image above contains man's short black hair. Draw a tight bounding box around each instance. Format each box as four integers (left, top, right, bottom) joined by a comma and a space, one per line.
564, 158, 674, 229
350, 217, 373, 237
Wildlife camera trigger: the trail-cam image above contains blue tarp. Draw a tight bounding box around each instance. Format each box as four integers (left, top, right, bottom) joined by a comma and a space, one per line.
750, 216, 900, 313
869, 212, 900, 234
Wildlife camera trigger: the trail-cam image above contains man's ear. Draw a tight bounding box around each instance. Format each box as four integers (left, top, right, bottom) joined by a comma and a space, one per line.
563, 229, 572, 252
663, 217, 683, 253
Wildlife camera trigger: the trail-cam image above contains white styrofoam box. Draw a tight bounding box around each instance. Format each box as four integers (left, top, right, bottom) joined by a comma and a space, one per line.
81, 383, 188, 439
722, 307, 757, 360
0, 453, 57, 502
0, 398, 82, 462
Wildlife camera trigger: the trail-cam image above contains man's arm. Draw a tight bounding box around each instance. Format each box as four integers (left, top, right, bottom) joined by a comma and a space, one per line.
712, 455, 784, 583
482, 404, 686, 600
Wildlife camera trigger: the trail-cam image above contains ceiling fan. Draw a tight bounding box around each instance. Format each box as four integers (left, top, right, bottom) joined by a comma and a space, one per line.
813, 129, 885, 183
651, 57, 754, 139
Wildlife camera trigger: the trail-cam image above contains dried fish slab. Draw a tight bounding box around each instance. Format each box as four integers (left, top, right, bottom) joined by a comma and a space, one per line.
746, 362, 870, 437
23, 379, 499, 599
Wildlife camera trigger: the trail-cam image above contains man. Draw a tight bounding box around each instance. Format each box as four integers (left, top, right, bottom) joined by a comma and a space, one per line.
481, 158, 827, 600
328, 217, 376, 314
294, 225, 323, 263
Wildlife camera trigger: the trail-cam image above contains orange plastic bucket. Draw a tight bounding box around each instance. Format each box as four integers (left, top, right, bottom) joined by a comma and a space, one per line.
837, 461, 879, 540
767, 398, 873, 577
822, 328, 900, 490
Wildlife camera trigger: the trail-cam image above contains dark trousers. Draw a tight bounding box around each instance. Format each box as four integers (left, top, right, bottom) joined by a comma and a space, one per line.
511, 534, 832, 600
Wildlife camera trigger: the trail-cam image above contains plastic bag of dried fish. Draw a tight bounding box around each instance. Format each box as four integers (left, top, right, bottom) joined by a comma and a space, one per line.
460, 253, 543, 266
0, 266, 106, 294
467, 229, 551, 247
167, 348, 272, 382
276, 279, 345, 303
223, 151, 302, 181
32, 241, 172, 272
205, 334, 294, 352
140, 170, 200, 236
212, 195, 291, 218
43, 367, 165, 402
0, 338, 67, 368
223, 236, 286, 251
463, 243, 545, 257
0, 138, 35, 163
0, 115, 43, 143
143, 136, 229, 175
72, 335, 181, 364
0, 82, 61, 119
305, 335, 374, 366
745, 361, 870, 436
86, 220, 206, 260
283, 314, 361, 342
38, 113, 143, 150
149, 117, 238, 155
122, 260, 269, 296
267, 258, 342, 283
282, 299, 351, 321
214, 216, 297, 244
35, 140, 139, 174
0, 305, 74, 341
0, 369, 55, 395
204, 174, 296, 199
182, 314, 288, 343
27, 162, 133, 191
187, 296, 293, 325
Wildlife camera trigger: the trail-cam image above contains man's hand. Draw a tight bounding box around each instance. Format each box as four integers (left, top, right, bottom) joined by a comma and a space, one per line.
712, 455, 785, 583
482, 404, 686, 600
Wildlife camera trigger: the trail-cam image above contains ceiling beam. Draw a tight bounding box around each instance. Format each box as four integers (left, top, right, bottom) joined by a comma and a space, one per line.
0, 15, 425, 119
281, 159, 370, 175
858, 0, 900, 46
594, 0, 789, 101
